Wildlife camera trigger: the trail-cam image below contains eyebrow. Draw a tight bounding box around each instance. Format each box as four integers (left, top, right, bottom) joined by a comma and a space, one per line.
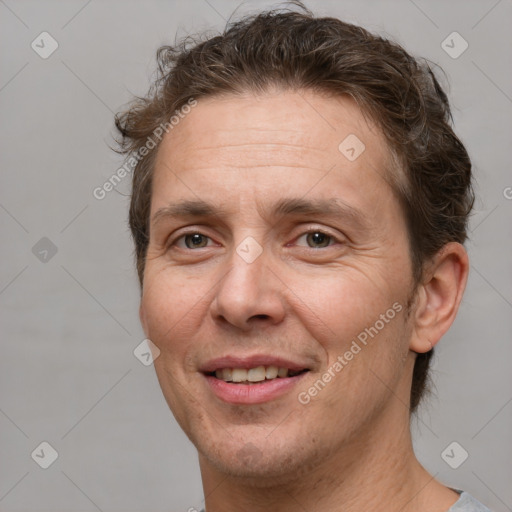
152, 197, 368, 229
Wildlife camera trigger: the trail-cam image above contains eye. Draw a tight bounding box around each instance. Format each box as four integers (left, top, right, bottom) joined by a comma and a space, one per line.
168, 229, 341, 252
295, 230, 338, 249
172, 232, 215, 250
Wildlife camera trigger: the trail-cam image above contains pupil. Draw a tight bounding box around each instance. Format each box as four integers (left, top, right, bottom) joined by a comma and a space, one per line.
309, 232, 329, 248
187, 234, 206, 248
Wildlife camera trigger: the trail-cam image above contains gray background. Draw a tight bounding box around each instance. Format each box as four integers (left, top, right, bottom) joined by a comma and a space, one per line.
1, 0, 511, 510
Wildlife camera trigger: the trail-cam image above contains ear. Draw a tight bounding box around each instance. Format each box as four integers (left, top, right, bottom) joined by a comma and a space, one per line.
409, 242, 469, 353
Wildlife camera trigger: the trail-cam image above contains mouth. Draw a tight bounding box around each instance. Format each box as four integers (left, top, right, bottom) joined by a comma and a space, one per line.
205, 365, 310, 384
200, 357, 312, 404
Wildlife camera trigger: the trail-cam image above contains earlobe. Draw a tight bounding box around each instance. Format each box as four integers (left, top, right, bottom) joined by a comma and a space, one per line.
410, 242, 469, 354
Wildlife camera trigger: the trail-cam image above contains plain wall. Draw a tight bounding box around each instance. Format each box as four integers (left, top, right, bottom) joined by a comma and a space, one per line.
1, 0, 511, 510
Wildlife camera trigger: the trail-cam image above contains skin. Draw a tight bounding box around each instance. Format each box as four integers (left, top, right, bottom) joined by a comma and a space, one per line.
139, 90, 469, 512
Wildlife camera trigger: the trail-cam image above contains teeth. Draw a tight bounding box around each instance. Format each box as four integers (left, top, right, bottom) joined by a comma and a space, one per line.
247, 366, 266, 382
212, 365, 298, 383
277, 367, 288, 378
232, 368, 247, 382
265, 366, 279, 379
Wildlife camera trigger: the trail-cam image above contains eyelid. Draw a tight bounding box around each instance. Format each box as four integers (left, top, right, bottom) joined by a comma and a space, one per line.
167, 228, 218, 249
168, 225, 344, 251
290, 226, 344, 247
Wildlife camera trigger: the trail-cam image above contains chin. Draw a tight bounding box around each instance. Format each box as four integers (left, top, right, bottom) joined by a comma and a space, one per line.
198, 432, 325, 484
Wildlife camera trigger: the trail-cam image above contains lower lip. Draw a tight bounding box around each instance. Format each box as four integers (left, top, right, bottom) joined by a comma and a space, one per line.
203, 373, 308, 404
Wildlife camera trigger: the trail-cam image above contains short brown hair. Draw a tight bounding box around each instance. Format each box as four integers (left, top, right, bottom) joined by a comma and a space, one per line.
114, 3, 474, 412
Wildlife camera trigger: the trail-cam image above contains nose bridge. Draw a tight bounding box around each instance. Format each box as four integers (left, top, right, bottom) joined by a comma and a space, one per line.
211, 233, 285, 329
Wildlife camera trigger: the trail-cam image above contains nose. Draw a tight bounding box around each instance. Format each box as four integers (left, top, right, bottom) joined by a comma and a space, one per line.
210, 244, 286, 332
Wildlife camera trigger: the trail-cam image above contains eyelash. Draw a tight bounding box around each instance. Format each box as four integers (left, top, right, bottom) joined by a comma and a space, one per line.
168, 228, 342, 251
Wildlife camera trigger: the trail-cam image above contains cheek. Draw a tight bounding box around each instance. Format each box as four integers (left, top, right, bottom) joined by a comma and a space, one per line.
286, 266, 404, 345
141, 268, 209, 354
287, 268, 410, 405
141, 271, 209, 428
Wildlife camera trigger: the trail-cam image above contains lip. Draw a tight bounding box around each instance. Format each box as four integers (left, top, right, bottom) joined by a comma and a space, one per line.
199, 355, 311, 373
203, 371, 309, 405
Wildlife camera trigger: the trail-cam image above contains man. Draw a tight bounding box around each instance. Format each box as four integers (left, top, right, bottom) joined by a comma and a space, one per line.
115, 3, 491, 511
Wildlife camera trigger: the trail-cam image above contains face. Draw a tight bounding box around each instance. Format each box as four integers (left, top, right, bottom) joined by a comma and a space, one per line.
140, 90, 417, 482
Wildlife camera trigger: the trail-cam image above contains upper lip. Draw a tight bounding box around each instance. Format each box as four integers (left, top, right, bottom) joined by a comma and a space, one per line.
199, 355, 312, 373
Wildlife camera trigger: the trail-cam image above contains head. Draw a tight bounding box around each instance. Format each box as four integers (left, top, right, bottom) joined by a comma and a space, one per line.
115, 3, 473, 481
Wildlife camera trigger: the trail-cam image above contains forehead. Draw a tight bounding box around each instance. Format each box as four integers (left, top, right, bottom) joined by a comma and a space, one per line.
151, 90, 398, 221
156, 90, 390, 171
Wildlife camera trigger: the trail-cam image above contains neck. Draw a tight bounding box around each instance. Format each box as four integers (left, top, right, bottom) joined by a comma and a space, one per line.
198, 398, 459, 512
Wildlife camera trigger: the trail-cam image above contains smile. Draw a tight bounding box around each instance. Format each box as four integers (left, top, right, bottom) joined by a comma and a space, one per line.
208, 365, 308, 383
200, 355, 313, 404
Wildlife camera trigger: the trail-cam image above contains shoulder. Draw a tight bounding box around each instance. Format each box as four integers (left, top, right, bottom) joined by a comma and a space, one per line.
448, 490, 493, 512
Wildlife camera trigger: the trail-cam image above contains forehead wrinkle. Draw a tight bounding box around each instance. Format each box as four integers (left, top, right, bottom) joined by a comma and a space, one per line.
168, 164, 332, 173
172, 142, 329, 170
186, 142, 326, 151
